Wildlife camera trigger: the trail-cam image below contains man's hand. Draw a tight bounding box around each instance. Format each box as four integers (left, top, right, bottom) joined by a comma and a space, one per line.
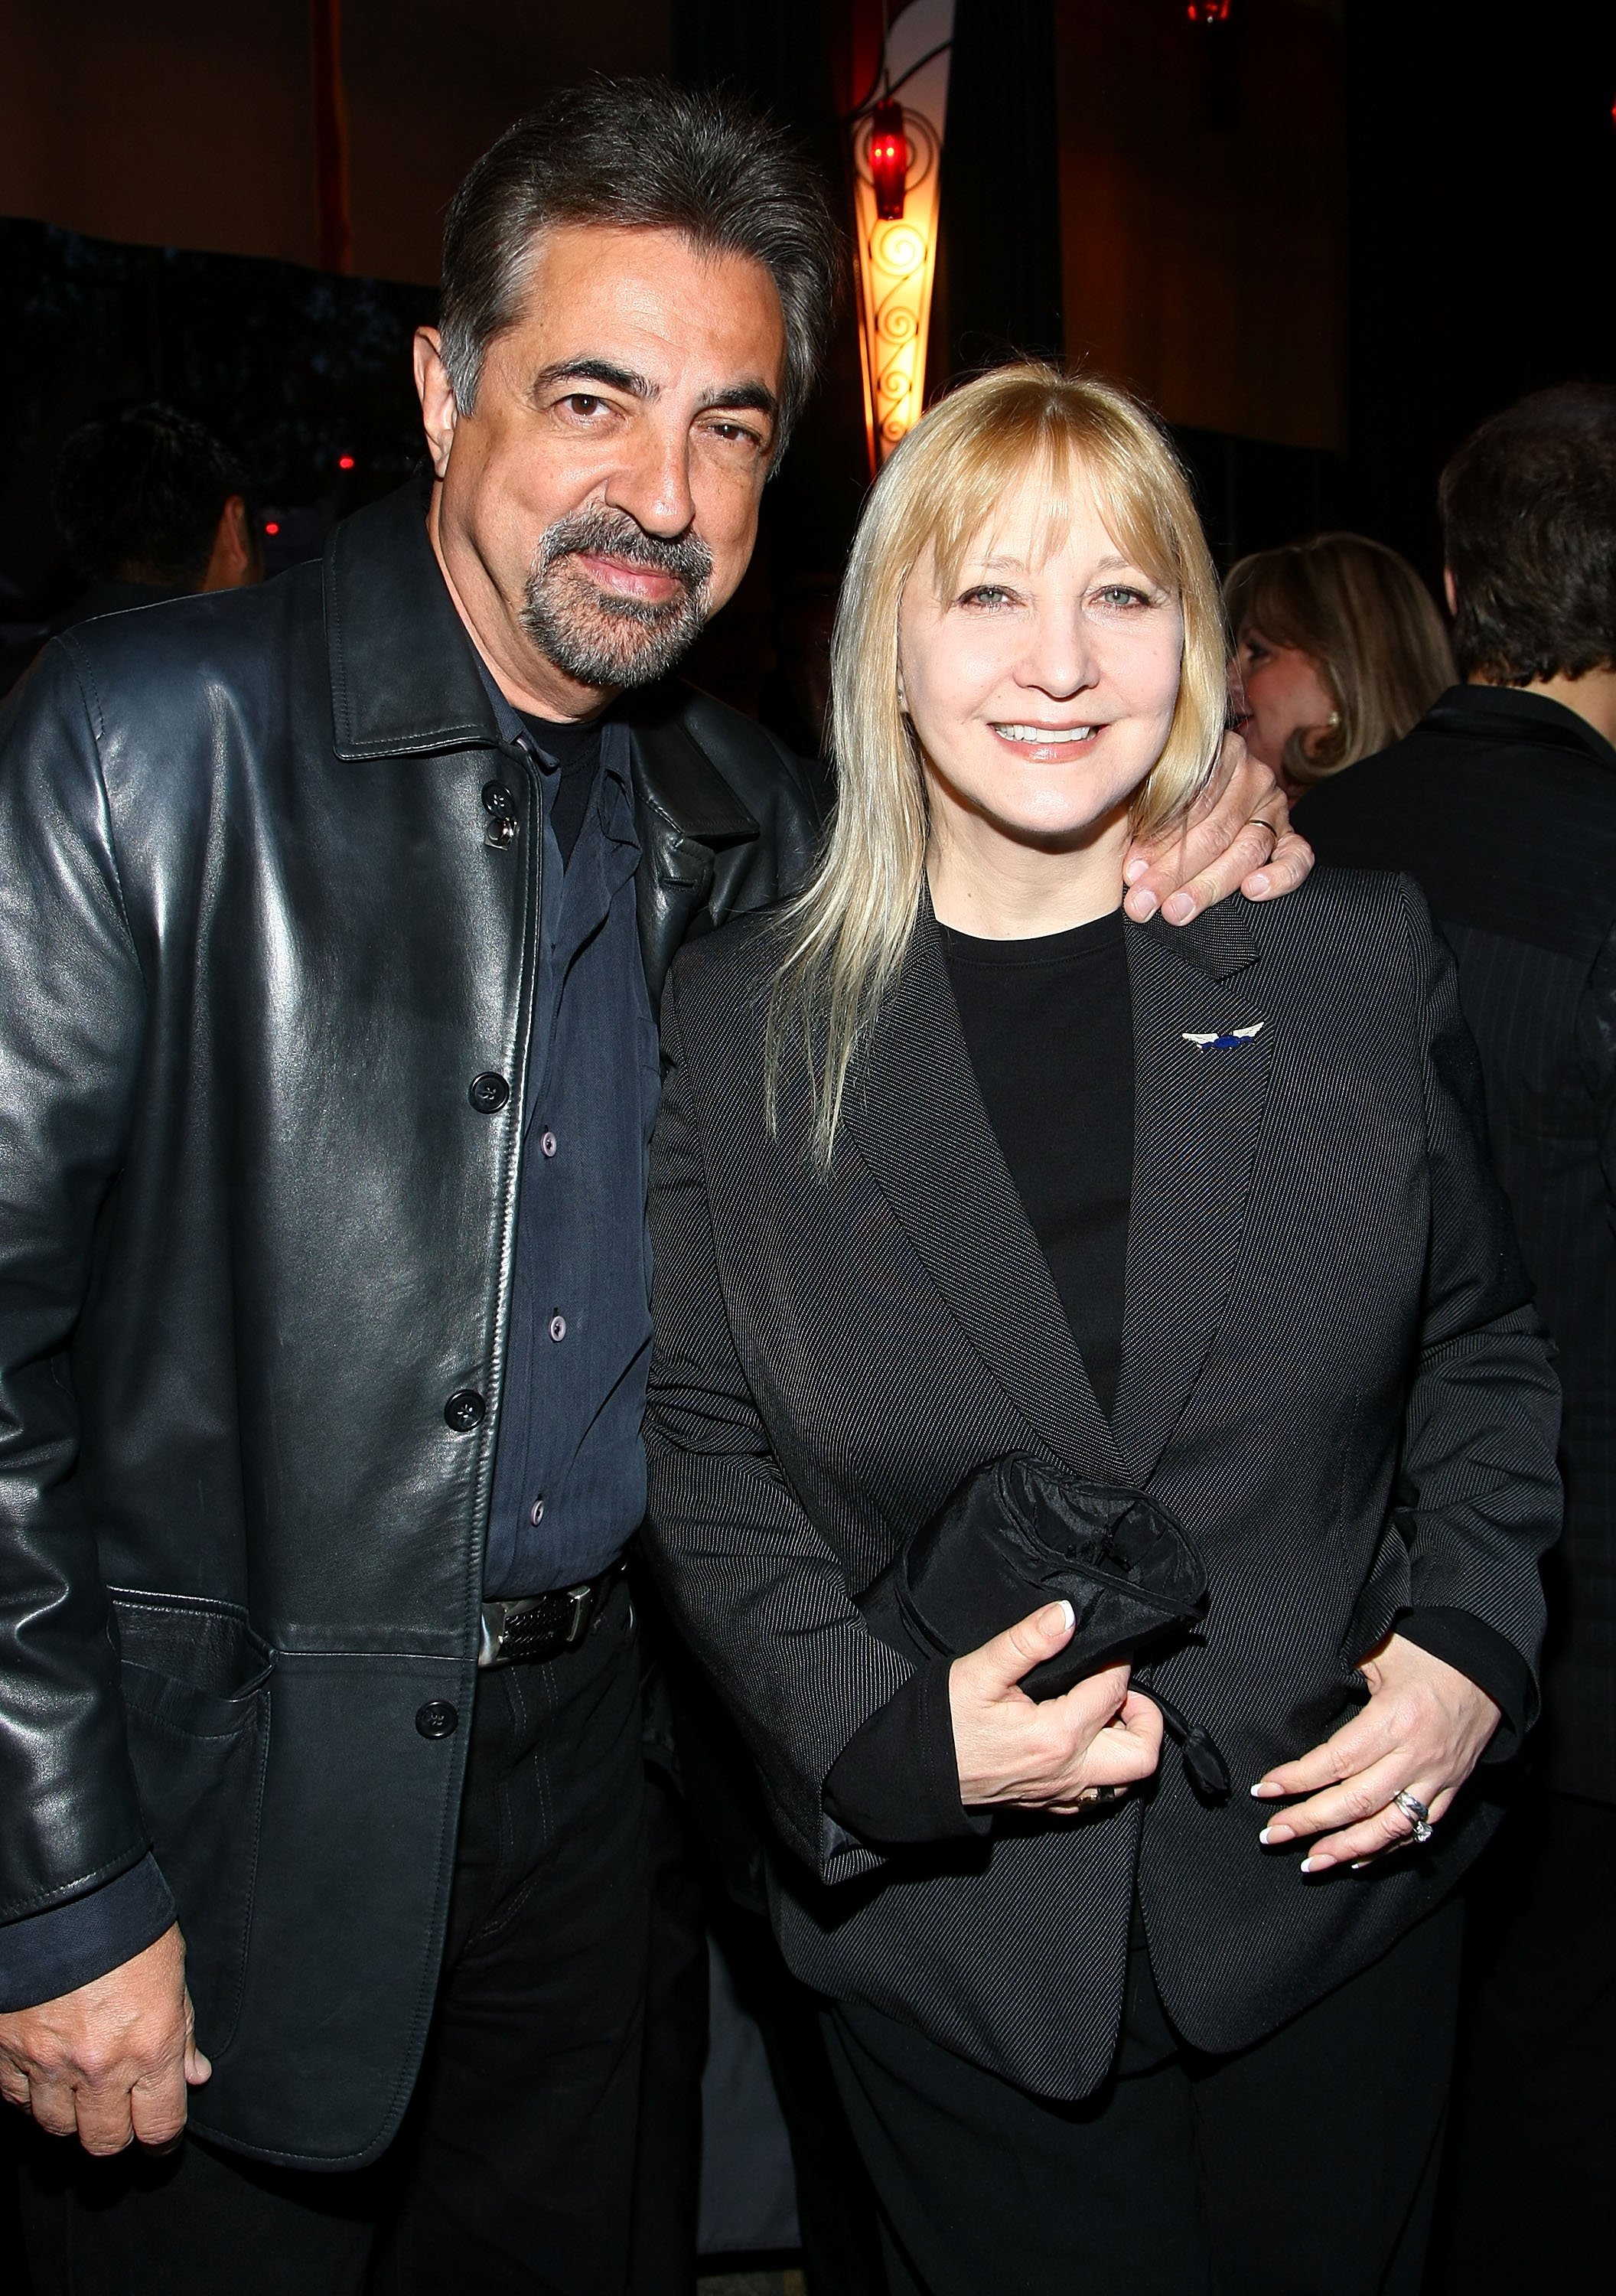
950, 1601, 1164, 1814
1123, 730, 1311, 925
0, 1923, 210, 2155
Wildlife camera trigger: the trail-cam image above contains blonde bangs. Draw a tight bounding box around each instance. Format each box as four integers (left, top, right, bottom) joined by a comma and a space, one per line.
772, 364, 1230, 1162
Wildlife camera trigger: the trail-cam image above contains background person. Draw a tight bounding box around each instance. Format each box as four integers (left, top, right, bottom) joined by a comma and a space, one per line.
1225, 530, 1453, 799
1302, 382, 1616, 2294
50, 400, 262, 631
640, 367, 1561, 2296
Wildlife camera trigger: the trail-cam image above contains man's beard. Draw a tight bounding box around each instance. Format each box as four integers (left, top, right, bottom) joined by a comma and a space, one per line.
520, 507, 714, 690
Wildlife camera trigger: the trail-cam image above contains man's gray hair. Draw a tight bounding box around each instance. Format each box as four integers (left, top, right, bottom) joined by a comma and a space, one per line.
438, 79, 842, 455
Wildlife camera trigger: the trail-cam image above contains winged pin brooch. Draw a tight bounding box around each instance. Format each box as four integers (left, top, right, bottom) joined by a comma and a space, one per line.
1181, 1022, 1266, 1051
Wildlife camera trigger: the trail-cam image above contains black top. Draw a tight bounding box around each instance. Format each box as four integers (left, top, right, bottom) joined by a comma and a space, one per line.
941, 908, 1134, 1420
516, 709, 604, 868
826, 907, 1136, 1848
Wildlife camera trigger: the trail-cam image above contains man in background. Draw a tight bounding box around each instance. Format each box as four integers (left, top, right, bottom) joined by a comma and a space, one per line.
1303, 383, 1616, 2289
50, 400, 261, 631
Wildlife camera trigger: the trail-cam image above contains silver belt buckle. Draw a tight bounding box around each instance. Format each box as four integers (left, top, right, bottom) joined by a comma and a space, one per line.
559, 1580, 594, 1647
476, 1580, 596, 1669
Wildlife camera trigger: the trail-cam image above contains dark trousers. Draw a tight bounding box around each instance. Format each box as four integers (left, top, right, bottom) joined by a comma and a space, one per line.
17, 1577, 648, 2296
823, 1894, 1463, 2296
1435, 1788, 1616, 2291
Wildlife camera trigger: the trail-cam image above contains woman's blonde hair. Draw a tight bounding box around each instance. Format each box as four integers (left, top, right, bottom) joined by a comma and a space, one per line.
769, 362, 1229, 1162
1223, 533, 1455, 791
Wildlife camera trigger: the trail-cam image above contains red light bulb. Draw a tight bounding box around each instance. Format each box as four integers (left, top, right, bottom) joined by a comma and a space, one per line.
1187, 1, 1231, 21
264, 520, 280, 536
869, 99, 908, 222
337, 454, 356, 471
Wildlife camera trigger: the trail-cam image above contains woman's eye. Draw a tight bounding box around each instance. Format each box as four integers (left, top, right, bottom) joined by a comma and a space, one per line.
1096, 584, 1152, 609
958, 584, 1017, 610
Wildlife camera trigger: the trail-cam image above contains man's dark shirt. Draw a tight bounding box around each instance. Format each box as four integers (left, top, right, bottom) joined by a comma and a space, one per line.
481, 689, 660, 1596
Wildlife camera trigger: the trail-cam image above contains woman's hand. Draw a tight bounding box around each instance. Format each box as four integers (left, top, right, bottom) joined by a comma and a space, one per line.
1250, 1632, 1501, 1871
1122, 729, 1311, 925
949, 1601, 1164, 1814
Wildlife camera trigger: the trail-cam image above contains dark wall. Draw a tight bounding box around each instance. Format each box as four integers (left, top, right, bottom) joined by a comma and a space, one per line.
1346, 0, 1616, 577
0, 220, 436, 637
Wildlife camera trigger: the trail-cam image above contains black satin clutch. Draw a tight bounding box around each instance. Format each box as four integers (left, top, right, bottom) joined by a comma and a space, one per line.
860, 1454, 1230, 1799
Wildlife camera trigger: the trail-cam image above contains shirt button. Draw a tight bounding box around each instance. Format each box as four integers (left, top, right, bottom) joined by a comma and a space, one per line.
549, 1315, 567, 1343
469, 1072, 510, 1114
540, 1129, 558, 1158
415, 1699, 458, 1739
529, 1496, 546, 1526
444, 1389, 486, 1431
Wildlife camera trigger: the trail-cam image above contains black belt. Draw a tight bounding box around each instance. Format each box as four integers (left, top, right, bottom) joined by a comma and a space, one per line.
477, 1561, 624, 1669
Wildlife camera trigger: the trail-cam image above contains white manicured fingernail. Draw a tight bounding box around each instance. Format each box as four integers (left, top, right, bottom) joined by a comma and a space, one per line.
1057, 1600, 1074, 1630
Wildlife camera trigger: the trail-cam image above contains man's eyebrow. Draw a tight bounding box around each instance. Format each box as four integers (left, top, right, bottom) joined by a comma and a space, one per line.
530, 357, 656, 400
695, 380, 780, 424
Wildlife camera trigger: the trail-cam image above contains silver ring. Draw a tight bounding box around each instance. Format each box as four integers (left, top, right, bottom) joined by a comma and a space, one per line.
1392, 1788, 1434, 1844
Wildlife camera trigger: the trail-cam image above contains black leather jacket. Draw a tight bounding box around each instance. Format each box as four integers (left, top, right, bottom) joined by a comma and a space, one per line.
0, 482, 818, 2167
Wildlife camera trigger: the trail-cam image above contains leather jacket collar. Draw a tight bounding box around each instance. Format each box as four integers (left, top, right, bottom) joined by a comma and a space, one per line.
321, 482, 767, 1003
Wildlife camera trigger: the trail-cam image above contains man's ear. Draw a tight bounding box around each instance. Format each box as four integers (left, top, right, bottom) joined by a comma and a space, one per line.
1442, 566, 1458, 617
198, 495, 259, 592
414, 327, 459, 478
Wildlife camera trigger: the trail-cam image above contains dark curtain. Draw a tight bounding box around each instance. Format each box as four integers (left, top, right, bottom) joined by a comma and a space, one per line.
937, 0, 1064, 380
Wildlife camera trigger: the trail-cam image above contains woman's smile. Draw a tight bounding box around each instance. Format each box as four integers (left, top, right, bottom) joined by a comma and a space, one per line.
989, 720, 1104, 759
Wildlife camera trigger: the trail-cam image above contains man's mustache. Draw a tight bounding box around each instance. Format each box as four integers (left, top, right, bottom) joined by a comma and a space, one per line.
539, 509, 713, 602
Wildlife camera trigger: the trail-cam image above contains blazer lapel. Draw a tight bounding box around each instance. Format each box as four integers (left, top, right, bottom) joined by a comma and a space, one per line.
844, 904, 1121, 1478
1111, 907, 1272, 1483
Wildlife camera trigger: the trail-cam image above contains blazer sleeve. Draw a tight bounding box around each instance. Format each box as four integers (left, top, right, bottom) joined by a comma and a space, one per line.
0, 644, 155, 1936
1396, 876, 1562, 1705
642, 971, 917, 1885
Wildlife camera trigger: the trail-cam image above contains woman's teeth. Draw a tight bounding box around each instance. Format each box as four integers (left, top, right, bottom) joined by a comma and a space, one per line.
992, 724, 1097, 743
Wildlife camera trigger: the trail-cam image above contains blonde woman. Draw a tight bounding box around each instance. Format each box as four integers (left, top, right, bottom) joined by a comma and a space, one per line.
641, 370, 1559, 2295
1226, 531, 1455, 798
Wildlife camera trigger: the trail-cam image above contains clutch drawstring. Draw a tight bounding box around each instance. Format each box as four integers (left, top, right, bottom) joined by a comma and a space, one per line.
1139, 1678, 1230, 1803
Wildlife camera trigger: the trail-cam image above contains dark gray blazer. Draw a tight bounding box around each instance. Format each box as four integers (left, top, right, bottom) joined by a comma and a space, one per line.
642, 868, 1562, 2102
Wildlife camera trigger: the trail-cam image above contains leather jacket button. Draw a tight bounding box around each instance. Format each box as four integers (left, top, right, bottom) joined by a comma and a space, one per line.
415, 1699, 458, 1739
469, 1073, 510, 1114
486, 814, 519, 849
482, 781, 516, 817
444, 1389, 486, 1431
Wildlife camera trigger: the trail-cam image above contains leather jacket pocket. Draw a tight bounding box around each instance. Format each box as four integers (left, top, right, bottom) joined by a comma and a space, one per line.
111, 1592, 274, 2057
1341, 1510, 1413, 1674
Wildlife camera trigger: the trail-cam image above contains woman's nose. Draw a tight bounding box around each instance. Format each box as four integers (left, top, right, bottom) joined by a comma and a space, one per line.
1018, 621, 1101, 700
